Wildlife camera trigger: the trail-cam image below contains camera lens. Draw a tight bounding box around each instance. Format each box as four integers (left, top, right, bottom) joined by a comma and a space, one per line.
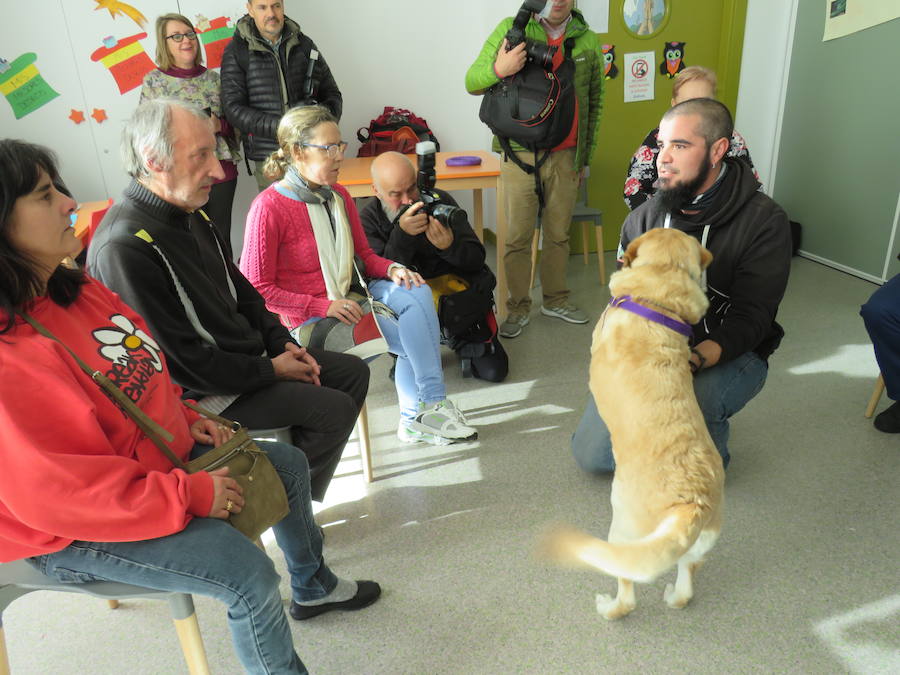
525, 40, 556, 69
431, 204, 466, 230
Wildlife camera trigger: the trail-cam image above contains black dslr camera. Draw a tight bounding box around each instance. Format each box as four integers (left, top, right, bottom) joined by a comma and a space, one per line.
398, 141, 466, 229
505, 0, 556, 70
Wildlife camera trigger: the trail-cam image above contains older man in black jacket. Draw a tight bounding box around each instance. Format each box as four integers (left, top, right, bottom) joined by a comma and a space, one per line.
221, 1, 342, 190
360, 152, 508, 382
89, 99, 368, 502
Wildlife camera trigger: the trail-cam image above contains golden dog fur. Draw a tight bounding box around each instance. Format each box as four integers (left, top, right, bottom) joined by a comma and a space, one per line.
540, 228, 721, 619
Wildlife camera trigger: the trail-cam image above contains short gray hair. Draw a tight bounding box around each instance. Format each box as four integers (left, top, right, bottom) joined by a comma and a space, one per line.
121, 98, 208, 178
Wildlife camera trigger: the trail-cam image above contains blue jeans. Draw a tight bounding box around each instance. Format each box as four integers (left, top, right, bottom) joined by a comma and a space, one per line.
860, 273, 900, 400
571, 352, 769, 472
370, 279, 446, 422
28, 441, 337, 674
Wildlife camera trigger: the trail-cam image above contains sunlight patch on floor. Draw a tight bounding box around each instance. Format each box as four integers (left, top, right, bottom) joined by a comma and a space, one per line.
813, 594, 900, 674
788, 344, 880, 378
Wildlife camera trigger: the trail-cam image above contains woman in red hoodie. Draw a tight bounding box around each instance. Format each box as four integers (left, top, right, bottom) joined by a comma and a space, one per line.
0, 140, 379, 673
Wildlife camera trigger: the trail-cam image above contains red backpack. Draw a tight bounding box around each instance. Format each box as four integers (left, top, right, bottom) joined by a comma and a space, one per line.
356, 107, 440, 157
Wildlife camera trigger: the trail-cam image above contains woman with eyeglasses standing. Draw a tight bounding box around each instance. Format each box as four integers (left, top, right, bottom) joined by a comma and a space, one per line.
140, 13, 241, 254
240, 106, 479, 445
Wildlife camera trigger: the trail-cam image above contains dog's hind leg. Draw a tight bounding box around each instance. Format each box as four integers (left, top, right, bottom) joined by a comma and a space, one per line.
596, 578, 636, 619
664, 528, 718, 609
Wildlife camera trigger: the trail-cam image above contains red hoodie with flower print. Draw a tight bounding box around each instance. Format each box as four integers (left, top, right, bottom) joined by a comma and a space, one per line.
0, 278, 212, 562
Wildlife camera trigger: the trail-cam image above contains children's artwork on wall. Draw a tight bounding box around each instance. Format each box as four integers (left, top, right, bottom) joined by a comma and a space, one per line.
602, 45, 619, 79
621, 0, 670, 39
69, 109, 86, 124
93, 0, 147, 31
90, 33, 155, 94
197, 16, 234, 70
659, 41, 686, 78
91, 108, 108, 123
0, 53, 60, 119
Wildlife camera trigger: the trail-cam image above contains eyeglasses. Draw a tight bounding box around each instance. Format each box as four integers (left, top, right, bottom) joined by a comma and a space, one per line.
166, 32, 198, 42
300, 141, 348, 158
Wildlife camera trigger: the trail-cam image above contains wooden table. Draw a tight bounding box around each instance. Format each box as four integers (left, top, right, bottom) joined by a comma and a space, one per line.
338, 150, 509, 318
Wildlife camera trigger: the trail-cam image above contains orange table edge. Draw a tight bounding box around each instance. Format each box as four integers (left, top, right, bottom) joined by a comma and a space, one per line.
338, 150, 509, 319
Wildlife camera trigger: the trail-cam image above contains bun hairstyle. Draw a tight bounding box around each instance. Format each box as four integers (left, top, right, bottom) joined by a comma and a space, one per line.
263, 105, 338, 179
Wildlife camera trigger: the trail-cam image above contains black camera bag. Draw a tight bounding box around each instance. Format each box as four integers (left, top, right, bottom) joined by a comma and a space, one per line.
478, 39, 576, 211
478, 58, 575, 150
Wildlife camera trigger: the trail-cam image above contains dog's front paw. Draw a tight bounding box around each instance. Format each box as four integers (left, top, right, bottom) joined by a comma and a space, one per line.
595, 592, 635, 620
664, 583, 691, 609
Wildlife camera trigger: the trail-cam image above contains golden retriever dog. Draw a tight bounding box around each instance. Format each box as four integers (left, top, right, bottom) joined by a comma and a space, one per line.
541, 228, 720, 619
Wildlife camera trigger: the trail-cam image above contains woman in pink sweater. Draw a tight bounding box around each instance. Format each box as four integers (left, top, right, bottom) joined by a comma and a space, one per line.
241, 106, 478, 445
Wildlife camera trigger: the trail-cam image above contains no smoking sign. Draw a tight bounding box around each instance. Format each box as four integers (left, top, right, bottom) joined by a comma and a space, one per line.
624, 51, 655, 103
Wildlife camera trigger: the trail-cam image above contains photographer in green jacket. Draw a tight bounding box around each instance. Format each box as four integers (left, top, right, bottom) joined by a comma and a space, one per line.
466, 0, 603, 338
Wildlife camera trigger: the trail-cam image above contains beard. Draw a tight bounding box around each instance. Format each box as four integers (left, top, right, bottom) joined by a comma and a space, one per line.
381, 202, 404, 223
657, 153, 712, 212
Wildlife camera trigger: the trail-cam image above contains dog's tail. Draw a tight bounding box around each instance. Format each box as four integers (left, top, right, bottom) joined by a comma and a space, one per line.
537, 505, 706, 583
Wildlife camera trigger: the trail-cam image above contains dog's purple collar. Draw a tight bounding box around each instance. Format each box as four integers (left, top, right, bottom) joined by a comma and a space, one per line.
608, 295, 693, 338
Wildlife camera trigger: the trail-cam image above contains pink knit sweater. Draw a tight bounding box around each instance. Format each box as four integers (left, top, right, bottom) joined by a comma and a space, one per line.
240, 183, 394, 329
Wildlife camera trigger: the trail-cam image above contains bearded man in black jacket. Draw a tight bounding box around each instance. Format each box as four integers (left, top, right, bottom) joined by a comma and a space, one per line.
89, 99, 368, 502
572, 98, 792, 473
221, 0, 342, 191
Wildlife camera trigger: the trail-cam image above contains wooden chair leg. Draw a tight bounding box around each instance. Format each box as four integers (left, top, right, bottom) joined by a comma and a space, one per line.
581, 221, 589, 265
864, 374, 885, 418
357, 403, 373, 483
107, 599, 120, 609
595, 224, 606, 285
0, 620, 11, 675
169, 595, 210, 675
173, 613, 211, 675
530, 229, 540, 289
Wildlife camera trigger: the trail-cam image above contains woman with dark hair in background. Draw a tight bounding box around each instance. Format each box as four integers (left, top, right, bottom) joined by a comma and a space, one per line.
140, 13, 241, 252
0, 139, 379, 674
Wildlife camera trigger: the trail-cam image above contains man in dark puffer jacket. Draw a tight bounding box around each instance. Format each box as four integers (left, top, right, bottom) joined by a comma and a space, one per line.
221, 1, 342, 190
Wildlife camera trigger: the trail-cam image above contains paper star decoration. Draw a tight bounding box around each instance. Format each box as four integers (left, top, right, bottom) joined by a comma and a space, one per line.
69, 109, 85, 124
91, 108, 108, 124
94, 0, 147, 30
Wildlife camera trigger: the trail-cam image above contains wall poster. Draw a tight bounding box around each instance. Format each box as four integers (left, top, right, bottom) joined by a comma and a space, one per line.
823, 0, 900, 41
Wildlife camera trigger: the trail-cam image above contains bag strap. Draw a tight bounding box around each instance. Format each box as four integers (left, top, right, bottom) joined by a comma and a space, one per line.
497, 136, 551, 214
18, 312, 237, 471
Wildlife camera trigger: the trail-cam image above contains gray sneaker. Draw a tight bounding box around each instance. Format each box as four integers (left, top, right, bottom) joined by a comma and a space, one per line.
541, 303, 589, 324
499, 313, 530, 338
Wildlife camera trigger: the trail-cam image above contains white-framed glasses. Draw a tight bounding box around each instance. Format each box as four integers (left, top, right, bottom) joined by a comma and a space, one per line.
166, 32, 198, 42
301, 141, 348, 158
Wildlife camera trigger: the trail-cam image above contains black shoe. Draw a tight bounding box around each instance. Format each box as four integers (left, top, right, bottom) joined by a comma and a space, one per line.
289, 580, 381, 620
873, 400, 900, 433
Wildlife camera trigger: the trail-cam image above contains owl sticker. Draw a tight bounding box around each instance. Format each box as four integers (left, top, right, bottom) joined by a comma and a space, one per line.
601, 45, 618, 80
659, 41, 686, 78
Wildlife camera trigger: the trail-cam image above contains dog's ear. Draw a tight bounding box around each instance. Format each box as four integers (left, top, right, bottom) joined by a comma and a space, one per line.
622, 238, 641, 267
700, 247, 713, 270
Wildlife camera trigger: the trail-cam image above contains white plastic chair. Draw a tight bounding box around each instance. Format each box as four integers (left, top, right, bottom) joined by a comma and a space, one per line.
0, 559, 209, 674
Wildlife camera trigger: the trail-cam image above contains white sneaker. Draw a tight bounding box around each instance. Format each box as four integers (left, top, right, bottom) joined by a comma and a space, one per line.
397, 423, 453, 446
408, 399, 478, 441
